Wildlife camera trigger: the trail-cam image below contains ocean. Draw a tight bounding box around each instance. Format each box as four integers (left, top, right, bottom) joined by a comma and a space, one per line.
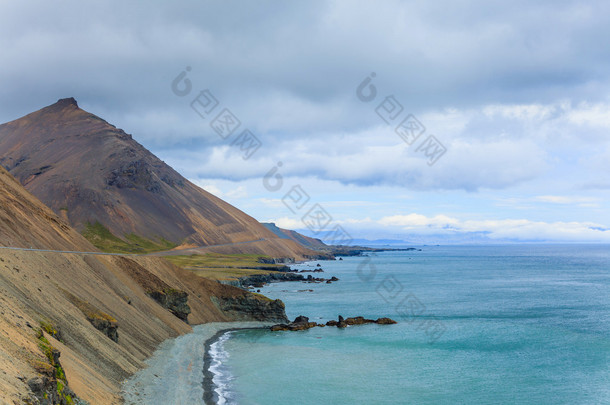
211, 245, 610, 405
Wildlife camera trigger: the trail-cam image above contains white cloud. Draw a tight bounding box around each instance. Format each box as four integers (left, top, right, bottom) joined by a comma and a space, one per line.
379, 214, 460, 229
257, 198, 284, 208
225, 186, 248, 199
376, 213, 610, 242
197, 183, 223, 197
3, 1, 610, 243
534, 195, 600, 207
265, 217, 302, 230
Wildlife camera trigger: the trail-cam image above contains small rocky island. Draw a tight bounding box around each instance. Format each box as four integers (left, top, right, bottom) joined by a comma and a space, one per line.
271, 315, 397, 331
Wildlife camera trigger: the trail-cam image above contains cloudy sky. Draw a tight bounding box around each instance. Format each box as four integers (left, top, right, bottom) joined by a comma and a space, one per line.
1, 0, 610, 243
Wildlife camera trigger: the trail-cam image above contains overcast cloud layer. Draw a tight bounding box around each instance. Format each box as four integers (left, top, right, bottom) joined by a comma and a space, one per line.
1, 0, 609, 243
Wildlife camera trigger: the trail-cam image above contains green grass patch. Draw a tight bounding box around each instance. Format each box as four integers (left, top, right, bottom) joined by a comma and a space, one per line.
82, 221, 177, 254
40, 321, 57, 337
36, 328, 72, 403
164, 253, 287, 281
40, 320, 61, 341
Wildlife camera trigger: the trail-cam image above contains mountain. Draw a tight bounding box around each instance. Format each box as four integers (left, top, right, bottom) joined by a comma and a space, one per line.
0, 98, 316, 258
0, 165, 286, 404
262, 222, 328, 250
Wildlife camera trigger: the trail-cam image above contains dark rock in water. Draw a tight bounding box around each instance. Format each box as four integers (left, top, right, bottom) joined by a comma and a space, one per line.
274, 315, 397, 331
293, 315, 309, 323
270, 321, 319, 331
222, 272, 306, 289
223, 271, 339, 288
335, 315, 396, 328
326, 280, 332, 284
270, 314, 319, 331
339, 257, 343, 260
344, 316, 375, 326
375, 317, 398, 324
313, 268, 324, 272
292, 322, 318, 331
316, 263, 321, 267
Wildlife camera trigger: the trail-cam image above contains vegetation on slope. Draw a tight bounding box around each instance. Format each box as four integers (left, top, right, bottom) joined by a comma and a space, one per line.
164, 253, 287, 281
82, 221, 176, 254
35, 328, 74, 405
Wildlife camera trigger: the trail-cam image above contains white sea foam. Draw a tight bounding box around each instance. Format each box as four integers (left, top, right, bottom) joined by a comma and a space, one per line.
210, 331, 234, 404
122, 322, 272, 405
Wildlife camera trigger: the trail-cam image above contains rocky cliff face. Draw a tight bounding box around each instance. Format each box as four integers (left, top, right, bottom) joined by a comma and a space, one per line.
221, 272, 307, 288
211, 295, 289, 323
88, 317, 119, 343
28, 327, 79, 405
147, 289, 191, 323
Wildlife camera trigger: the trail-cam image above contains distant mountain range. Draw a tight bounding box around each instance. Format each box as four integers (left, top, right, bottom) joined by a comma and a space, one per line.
0, 98, 318, 258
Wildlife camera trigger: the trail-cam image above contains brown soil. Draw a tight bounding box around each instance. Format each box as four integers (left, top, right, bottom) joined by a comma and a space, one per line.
0, 166, 276, 404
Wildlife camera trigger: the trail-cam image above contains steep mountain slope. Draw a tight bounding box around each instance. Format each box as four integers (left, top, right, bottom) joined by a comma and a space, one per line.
0, 166, 286, 404
262, 222, 328, 250
0, 98, 313, 258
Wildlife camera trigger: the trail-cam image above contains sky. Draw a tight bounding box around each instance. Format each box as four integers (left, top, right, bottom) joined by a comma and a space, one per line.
1, 0, 610, 244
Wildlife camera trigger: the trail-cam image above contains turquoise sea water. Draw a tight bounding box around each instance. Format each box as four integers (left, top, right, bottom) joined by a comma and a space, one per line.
213, 245, 610, 404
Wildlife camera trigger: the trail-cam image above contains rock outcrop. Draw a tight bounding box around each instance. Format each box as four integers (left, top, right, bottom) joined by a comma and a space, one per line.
147, 289, 191, 323
29, 329, 80, 404
256, 256, 295, 265
270, 315, 320, 331
63, 290, 120, 342
221, 272, 306, 288
115, 256, 192, 323
271, 315, 397, 331
88, 316, 119, 343
211, 295, 289, 323
223, 271, 341, 289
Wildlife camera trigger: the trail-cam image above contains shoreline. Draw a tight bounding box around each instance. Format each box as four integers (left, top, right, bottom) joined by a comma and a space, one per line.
123, 258, 336, 404
202, 326, 268, 405
203, 258, 338, 403
121, 321, 273, 405
202, 329, 232, 405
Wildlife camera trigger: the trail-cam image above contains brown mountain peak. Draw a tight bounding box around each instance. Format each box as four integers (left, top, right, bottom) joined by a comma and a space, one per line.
0, 99, 320, 258
56, 97, 78, 107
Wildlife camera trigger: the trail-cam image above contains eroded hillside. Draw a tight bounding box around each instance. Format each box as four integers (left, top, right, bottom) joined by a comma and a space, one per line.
0, 166, 286, 404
